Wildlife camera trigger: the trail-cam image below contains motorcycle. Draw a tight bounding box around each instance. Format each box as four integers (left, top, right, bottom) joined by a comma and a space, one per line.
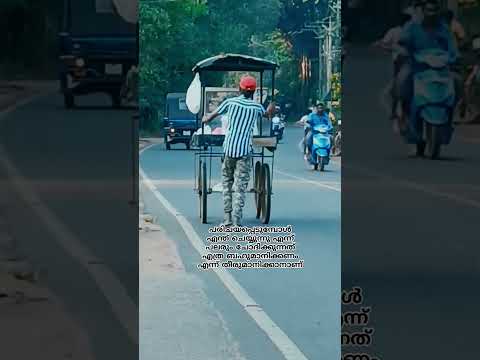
271, 114, 286, 141
410, 48, 456, 159
309, 123, 333, 171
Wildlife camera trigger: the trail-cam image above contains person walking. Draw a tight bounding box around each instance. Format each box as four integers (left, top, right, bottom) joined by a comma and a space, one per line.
459, 47, 480, 122
372, 13, 412, 131
202, 75, 274, 226
325, 107, 337, 126
445, 10, 466, 51
296, 109, 312, 156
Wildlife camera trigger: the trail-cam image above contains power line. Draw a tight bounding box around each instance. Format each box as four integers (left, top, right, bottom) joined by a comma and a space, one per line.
300, 0, 341, 101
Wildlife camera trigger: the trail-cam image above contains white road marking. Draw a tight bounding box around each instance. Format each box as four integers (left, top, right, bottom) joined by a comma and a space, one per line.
0, 94, 138, 343
143, 178, 341, 188
1, 92, 48, 116
368, 82, 480, 209
346, 164, 480, 210
456, 135, 480, 144
275, 169, 341, 192
140, 144, 309, 360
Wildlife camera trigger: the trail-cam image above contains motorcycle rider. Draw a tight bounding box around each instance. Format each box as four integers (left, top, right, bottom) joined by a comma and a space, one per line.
459, 40, 480, 121
295, 109, 311, 155
305, 101, 332, 169
202, 75, 275, 226
444, 10, 466, 51
372, 13, 412, 131
120, 64, 139, 106
396, 0, 459, 153
271, 106, 285, 139
325, 107, 337, 126
393, 0, 425, 131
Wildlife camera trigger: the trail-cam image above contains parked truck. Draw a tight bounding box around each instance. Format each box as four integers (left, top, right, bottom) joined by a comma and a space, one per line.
59, 0, 137, 108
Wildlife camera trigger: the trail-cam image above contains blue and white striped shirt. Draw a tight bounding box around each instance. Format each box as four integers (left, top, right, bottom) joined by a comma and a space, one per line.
216, 95, 265, 158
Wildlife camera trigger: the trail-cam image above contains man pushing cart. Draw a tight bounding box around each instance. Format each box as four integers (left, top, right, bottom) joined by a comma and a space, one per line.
191, 54, 279, 226
202, 75, 275, 226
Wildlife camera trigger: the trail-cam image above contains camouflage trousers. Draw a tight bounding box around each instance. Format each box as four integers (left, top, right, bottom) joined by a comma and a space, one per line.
222, 155, 252, 223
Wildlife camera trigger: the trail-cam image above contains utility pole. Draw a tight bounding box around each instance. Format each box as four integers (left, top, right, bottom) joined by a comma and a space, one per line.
327, 0, 341, 98
289, 0, 341, 103
305, 21, 325, 100
304, 0, 341, 103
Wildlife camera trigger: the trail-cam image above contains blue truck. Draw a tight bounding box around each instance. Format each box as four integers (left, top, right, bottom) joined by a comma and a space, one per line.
59, 0, 137, 108
164, 93, 197, 150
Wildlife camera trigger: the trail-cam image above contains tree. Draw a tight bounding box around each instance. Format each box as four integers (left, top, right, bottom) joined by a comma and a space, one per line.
249, 29, 301, 106
1, 0, 63, 76
139, 0, 208, 106
140, 0, 338, 128
139, 0, 284, 118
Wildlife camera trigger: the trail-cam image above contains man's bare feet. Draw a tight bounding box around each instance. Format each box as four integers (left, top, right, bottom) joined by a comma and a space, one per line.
220, 213, 232, 227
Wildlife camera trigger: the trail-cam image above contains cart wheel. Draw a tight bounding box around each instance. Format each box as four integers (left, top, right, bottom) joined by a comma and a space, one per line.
260, 164, 271, 224
254, 161, 262, 219
199, 161, 208, 223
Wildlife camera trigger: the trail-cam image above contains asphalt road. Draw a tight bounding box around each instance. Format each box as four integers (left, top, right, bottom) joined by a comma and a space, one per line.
0, 93, 138, 359
342, 45, 480, 359
140, 126, 341, 359
343, 45, 480, 275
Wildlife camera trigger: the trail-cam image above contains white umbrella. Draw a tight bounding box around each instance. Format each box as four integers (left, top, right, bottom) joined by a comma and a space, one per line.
112, 0, 138, 24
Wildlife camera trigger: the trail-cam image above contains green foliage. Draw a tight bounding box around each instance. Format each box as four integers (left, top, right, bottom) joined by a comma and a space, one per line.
140, 0, 330, 127
0, 0, 27, 9
139, 0, 208, 98
249, 30, 301, 102
139, 4, 169, 91
139, 0, 283, 89
140, 0, 284, 118
0, 0, 64, 78
331, 72, 341, 118
331, 72, 341, 102
206, 0, 282, 51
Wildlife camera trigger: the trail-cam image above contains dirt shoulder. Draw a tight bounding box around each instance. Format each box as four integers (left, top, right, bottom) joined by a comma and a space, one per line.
0, 81, 57, 111
0, 82, 95, 360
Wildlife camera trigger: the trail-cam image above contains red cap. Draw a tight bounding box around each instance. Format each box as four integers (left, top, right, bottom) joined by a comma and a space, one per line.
239, 75, 257, 91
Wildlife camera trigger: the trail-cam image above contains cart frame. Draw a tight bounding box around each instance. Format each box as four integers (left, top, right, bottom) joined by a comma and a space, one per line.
191, 54, 279, 224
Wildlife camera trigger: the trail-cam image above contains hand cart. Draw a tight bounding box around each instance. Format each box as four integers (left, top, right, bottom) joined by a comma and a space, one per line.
190, 54, 279, 224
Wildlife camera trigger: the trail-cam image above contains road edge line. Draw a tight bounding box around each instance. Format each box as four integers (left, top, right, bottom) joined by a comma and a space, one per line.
0, 92, 139, 344
345, 164, 480, 210
275, 169, 341, 192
